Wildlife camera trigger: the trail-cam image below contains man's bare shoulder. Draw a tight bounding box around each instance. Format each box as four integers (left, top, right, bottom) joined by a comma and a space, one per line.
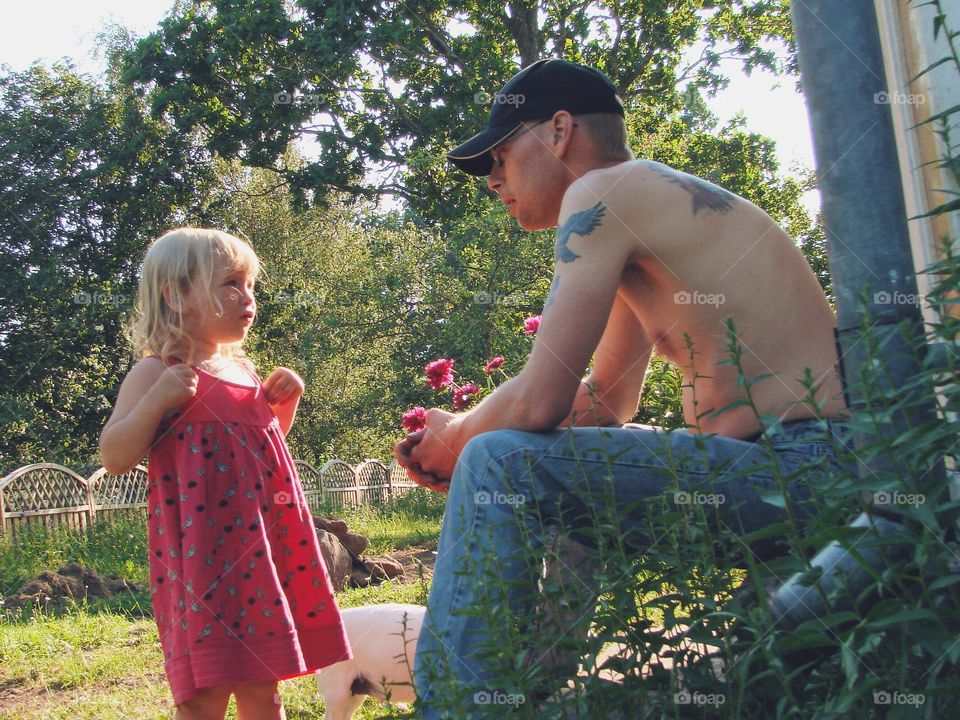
561, 160, 756, 262
573, 160, 742, 214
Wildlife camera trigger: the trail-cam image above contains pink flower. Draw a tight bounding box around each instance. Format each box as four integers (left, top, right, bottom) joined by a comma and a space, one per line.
424, 358, 455, 390
453, 383, 480, 410
484, 355, 505, 376
523, 315, 541, 335
401, 406, 427, 432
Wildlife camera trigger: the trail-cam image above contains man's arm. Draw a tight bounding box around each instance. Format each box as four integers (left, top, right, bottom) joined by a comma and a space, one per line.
408, 179, 642, 479
564, 292, 653, 427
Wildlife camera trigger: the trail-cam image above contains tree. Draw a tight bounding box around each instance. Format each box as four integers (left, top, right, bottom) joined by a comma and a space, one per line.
204, 158, 436, 461
122, 0, 794, 213
0, 63, 213, 471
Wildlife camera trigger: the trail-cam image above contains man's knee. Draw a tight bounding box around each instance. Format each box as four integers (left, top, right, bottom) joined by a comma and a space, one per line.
455, 429, 534, 488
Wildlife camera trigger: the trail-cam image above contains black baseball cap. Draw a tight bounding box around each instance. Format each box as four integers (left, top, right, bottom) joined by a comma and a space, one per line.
447, 58, 624, 176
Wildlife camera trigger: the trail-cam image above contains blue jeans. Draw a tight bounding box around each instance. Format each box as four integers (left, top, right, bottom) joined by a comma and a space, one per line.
414, 419, 852, 718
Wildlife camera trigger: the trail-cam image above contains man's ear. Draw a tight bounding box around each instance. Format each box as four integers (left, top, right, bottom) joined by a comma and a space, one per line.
550, 111, 577, 158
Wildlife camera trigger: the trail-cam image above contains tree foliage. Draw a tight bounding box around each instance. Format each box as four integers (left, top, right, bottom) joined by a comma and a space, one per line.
0, 63, 213, 472
1, 1, 827, 471
123, 0, 794, 212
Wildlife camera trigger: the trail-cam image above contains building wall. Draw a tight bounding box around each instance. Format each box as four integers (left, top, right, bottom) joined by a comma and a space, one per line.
876, 0, 959, 323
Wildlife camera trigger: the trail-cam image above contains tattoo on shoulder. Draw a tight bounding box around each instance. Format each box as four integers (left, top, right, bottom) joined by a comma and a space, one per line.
544, 275, 560, 309
555, 201, 606, 263
652, 165, 736, 216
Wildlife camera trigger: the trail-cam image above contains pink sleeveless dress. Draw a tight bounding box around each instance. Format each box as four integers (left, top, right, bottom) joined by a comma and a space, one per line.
146, 360, 351, 705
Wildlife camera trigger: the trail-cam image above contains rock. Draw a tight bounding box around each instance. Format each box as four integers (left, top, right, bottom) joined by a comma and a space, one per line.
365, 556, 404, 581
313, 517, 368, 558
340, 532, 369, 558
314, 516, 349, 535
316, 529, 353, 591
312, 515, 404, 590
350, 567, 372, 588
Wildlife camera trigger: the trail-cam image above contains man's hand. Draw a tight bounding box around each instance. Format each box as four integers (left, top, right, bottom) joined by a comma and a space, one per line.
394, 430, 450, 493
408, 409, 462, 481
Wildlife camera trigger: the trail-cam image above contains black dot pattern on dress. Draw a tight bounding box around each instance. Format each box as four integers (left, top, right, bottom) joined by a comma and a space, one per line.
147, 383, 345, 692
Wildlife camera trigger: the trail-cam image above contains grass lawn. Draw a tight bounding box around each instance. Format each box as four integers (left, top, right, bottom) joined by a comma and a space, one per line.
0, 489, 443, 719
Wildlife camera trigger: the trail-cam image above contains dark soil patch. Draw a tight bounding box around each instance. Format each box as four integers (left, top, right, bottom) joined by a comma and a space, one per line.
0, 677, 30, 711
4, 563, 138, 610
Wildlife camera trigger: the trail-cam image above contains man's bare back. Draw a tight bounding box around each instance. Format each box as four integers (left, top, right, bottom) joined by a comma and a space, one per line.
583, 159, 846, 438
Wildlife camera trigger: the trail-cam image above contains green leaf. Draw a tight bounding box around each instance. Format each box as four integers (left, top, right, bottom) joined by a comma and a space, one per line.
934, 12, 946, 40
913, 102, 960, 128
869, 607, 939, 628
757, 489, 787, 508
909, 55, 954, 83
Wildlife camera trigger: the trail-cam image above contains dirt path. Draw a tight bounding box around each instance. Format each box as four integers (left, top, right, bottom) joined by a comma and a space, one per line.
390, 543, 437, 585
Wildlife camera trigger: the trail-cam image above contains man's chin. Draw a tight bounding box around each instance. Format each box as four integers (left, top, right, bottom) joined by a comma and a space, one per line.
516, 215, 550, 232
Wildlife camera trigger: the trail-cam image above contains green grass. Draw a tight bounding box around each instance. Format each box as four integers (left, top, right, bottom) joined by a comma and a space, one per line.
316, 488, 446, 554
0, 516, 150, 598
0, 490, 443, 719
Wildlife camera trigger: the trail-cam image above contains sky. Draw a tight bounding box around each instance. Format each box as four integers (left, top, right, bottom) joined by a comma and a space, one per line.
0, 0, 818, 191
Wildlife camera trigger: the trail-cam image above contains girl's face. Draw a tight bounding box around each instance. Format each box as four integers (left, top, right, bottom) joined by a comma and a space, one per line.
181, 261, 257, 351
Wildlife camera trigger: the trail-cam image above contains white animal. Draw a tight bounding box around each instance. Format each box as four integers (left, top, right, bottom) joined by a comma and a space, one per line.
316, 603, 425, 720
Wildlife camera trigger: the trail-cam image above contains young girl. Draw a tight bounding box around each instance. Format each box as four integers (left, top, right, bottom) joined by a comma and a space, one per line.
100, 228, 350, 719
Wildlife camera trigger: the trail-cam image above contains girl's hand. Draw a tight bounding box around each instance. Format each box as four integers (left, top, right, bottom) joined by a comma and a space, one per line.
263, 367, 305, 406
148, 365, 198, 412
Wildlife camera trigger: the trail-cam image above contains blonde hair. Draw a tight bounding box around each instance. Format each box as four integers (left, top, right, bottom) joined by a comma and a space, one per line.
575, 113, 635, 162
128, 228, 261, 363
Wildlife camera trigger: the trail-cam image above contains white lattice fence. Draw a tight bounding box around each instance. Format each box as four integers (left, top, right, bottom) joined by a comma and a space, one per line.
317, 459, 358, 510
86, 465, 149, 525
293, 459, 322, 515
387, 459, 417, 496
1, 457, 421, 537
355, 460, 389, 505
0, 464, 94, 538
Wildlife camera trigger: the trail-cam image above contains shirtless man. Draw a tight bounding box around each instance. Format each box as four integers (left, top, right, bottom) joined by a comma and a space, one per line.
397, 59, 849, 715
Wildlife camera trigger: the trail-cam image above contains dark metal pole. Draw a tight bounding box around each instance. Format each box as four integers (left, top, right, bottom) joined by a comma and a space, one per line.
794, 0, 929, 423
768, 0, 946, 628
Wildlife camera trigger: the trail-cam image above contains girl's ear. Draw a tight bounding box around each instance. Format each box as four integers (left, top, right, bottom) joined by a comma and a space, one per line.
162, 285, 182, 314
